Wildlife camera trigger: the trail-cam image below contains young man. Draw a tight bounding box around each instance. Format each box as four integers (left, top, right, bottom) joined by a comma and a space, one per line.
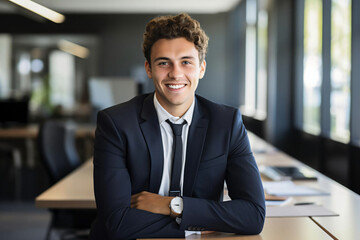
91, 13, 265, 239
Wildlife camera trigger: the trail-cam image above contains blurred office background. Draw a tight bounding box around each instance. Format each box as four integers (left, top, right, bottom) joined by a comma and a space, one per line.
0, 0, 359, 238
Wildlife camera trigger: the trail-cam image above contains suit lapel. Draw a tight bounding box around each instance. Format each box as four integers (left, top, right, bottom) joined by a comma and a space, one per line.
139, 94, 164, 193
183, 98, 208, 197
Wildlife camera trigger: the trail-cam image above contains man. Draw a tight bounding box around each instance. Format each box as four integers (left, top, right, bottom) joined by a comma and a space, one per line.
91, 13, 265, 239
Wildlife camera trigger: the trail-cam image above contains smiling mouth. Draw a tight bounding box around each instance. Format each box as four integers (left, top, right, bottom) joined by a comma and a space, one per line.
166, 84, 186, 90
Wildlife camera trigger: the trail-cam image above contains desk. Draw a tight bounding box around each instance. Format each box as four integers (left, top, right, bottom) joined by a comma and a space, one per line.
35, 132, 360, 239
0, 124, 95, 139
139, 218, 332, 240
36, 160, 331, 239
249, 132, 360, 240
36, 160, 95, 209
293, 169, 360, 240
0, 124, 95, 167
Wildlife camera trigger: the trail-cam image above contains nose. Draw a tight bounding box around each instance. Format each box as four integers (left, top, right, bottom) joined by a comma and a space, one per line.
168, 64, 184, 80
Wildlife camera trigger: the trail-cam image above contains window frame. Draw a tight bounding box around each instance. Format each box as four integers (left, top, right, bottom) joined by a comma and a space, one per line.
296, 0, 355, 144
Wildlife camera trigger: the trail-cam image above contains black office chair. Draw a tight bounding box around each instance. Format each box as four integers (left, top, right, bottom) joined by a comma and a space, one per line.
38, 120, 96, 240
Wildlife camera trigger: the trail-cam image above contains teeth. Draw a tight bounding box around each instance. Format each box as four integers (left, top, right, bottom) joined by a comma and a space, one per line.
168, 84, 185, 89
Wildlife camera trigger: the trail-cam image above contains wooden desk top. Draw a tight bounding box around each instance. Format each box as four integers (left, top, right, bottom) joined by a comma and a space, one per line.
0, 123, 95, 139
35, 160, 95, 209
139, 218, 332, 240
249, 133, 360, 240
293, 173, 360, 240
0, 125, 38, 138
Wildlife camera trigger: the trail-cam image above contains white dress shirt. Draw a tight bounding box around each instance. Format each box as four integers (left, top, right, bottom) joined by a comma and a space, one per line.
153, 94, 202, 236
153, 93, 194, 197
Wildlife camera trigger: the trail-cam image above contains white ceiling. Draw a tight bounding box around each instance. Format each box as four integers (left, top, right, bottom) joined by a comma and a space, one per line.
0, 0, 241, 14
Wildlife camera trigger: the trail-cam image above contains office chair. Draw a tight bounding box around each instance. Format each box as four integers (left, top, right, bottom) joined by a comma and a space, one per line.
38, 120, 96, 240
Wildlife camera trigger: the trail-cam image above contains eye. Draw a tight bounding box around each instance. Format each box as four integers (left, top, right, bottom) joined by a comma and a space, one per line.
158, 61, 168, 66
182, 61, 191, 65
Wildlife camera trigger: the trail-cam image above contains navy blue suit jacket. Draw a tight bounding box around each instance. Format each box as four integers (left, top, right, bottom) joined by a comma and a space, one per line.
90, 93, 265, 239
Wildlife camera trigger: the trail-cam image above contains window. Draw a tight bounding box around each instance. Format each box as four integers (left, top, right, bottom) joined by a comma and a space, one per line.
49, 50, 75, 110
256, 5, 268, 119
303, 0, 323, 135
330, 0, 351, 142
300, 0, 352, 144
244, 0, 257, 116
242, 0, 268, 120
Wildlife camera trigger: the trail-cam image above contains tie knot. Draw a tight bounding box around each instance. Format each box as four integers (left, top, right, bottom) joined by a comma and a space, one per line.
166, 120, 186, 136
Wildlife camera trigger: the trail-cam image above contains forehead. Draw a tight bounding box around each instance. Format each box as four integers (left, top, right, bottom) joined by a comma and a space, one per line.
150, 38, 199, 61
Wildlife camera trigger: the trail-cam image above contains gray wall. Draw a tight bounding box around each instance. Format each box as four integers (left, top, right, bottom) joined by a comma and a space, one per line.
0, 12, 238, 106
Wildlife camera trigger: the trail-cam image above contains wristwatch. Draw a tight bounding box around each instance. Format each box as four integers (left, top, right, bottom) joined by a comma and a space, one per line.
169, 196, 183, 219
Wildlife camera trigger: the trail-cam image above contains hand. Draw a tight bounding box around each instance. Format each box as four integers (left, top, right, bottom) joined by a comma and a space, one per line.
131, 191, 173, 215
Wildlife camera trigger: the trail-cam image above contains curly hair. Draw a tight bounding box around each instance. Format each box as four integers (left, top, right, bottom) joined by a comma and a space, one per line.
142, 13, 209, 64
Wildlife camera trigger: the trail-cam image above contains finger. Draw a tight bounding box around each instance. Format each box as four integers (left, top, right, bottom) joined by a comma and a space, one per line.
131, 192, 140, 198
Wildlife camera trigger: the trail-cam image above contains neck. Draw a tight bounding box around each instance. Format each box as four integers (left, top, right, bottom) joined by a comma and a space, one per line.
168, 107, 188, 118
155, 94, 194, 118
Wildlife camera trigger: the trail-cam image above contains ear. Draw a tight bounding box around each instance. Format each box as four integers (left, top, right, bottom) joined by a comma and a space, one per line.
145, 60, 152, 79
199, 60, 206, 79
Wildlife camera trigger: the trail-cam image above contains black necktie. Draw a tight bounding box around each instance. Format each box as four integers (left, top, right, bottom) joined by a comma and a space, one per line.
166, 120, 186, 197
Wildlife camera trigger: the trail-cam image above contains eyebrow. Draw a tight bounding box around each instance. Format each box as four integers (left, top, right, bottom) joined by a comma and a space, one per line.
153, 56, 196, 62
153, 57, 170, 62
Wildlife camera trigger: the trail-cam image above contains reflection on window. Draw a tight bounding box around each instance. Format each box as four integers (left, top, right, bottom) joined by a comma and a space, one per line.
330, 0, 351, 142
49, 50, 75, 110
303, 0, 322, 134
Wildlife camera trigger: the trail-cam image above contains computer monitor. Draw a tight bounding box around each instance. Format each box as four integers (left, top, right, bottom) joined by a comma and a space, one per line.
88, 77, 138, 110
0, 98, 29, 127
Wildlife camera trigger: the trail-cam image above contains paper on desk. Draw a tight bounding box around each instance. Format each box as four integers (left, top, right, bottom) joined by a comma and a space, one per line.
263, 181, 329, 196
266, 197, 293, 206
266, 205, 339, 217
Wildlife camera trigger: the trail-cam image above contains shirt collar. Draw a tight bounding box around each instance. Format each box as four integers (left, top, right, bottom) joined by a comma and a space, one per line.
153, 93, 195, 126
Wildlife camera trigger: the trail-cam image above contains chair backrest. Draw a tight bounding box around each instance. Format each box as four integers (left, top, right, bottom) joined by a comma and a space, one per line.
38, 120, 80, 184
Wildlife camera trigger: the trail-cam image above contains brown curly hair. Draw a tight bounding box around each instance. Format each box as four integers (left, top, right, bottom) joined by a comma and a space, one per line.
142, 13, 209, 65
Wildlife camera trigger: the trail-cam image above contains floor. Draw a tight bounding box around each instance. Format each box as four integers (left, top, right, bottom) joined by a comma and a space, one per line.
0, 134, 93, 240
0, 201, 92, 240
0, 201, 51, 240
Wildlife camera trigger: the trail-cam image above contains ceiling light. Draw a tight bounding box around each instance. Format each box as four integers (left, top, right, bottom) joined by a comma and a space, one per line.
58, 40, 90, 59
8, 0, 65, 23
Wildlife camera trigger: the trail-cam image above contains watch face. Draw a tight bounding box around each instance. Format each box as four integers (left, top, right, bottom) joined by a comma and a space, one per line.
171, 197, 183, 214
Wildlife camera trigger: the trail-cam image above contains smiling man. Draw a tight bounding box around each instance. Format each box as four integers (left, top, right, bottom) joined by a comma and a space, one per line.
91, 13, 265, 239
145, 37, 205, 117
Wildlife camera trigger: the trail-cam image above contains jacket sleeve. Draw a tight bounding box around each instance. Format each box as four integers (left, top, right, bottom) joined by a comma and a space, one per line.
179, 109, 266, 234
92, 110, 185, 240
